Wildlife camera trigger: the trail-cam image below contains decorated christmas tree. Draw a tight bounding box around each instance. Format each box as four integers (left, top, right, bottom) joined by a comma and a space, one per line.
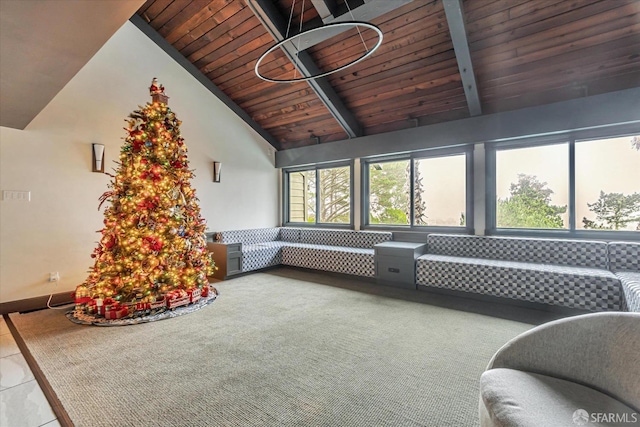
71, 79, 216, 324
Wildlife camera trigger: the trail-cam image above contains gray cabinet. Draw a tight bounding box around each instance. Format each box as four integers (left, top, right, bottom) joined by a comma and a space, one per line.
207, 242, 243, 280
374, 242, 426, 289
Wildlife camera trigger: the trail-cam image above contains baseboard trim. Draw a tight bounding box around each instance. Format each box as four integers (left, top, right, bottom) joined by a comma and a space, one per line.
0, 292, 73, 315
4, 314, 74, 427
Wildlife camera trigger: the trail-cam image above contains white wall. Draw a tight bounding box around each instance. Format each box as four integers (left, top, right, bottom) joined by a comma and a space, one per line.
0, 21, 279, 303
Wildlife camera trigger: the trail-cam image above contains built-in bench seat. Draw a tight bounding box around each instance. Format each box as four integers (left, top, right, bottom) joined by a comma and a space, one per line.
608, 242, 640, 312
213, 227, 392, 277
213, 228, 637, 313
416, 234, 623, 312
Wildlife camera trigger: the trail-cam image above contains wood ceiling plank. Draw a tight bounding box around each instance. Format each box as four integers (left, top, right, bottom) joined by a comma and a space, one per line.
164, 0, 231, 44
309, 0, 444, 63
140, 0, 173, 22
468, 0, 624, 49
243, 87, 320, 112
472, 2, 639, 57
148, 0, 190, 29
251, 97, 325, 122
194, 24, 268, 70
331, 50, 458, 96
137, 0, 157, 17
352, 83, 465, 117
186, 12, 258, 63
343, 70, 463, 111
462, 0, 530, 21
202, 33, 275, 81
172, 0, 244, 51
362, 108, 469, 136
239, 84, 316, 109
515, 6, 640, 57
359, 98, 470, 128
316, 21, 451, 83
262, 106, 341, 130
157, 0, 217, 36
480, 49, 640, 99
217, 52, 294, 89
475, 33, 640, 80
482, 71, 640, 114
337, 58, 460, 101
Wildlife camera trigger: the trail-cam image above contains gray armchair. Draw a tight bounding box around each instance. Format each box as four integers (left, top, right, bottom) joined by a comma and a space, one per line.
479, 312, 640, 427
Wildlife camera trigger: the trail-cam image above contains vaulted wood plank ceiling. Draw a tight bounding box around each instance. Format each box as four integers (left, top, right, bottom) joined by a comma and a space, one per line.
136, 0, 640, 151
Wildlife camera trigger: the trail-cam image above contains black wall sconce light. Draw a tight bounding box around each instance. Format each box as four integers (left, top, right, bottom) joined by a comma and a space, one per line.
213, 161, 222, 183
92, 143, 105, 173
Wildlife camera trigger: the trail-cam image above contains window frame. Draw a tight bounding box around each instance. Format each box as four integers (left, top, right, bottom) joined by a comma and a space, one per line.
486, 126, 640, 240
361, 145, 474, 233
282, 160, 354, 229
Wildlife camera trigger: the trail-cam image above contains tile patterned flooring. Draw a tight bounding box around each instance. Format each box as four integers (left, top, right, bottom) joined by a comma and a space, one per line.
0, 316, 60, 427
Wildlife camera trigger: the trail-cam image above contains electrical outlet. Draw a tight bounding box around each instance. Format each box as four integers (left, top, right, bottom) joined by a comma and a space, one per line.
49, 272, 60, 282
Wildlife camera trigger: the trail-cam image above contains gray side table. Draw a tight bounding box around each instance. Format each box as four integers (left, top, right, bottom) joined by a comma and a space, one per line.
374, 241, 426, 289
207, 242, 243, 280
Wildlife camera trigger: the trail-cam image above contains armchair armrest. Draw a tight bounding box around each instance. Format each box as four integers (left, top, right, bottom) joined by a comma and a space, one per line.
487, 312, 640, 411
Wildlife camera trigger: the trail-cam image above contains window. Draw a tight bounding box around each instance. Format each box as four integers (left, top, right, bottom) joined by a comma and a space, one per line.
288, 170, 315, 223
415, 156, 467, 227
488, 131, 640, 236
363, 148, 472, 230
576, 136, 640, 232
368, 160, 410, 225
495, 143, 569, 229
284, 162, 352, 226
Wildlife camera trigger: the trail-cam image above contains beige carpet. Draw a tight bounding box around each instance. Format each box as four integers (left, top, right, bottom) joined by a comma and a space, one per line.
11, 268, 535, 427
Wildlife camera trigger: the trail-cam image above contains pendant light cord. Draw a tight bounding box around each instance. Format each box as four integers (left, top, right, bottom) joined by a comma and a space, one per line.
345, 0, 369, 53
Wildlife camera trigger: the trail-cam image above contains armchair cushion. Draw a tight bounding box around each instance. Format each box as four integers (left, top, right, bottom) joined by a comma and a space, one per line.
480, 368, 638, 427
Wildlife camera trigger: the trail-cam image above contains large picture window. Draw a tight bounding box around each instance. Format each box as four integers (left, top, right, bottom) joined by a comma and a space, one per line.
488, 132, 640, 237
495, 143, 569, 229
363, 148, 472, 231
284, 162, 352, 227
576, 135, 640, 231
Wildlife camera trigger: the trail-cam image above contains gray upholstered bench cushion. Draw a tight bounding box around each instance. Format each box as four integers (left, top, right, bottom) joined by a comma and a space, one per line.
242, 241, 288, 272
480, 368, 637, 427
416, 254, 623, 311
282, 243, 376, 277
616, 271, 640, 312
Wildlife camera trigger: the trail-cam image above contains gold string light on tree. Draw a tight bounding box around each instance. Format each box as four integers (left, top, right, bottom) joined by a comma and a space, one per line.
72, 79, 216, 323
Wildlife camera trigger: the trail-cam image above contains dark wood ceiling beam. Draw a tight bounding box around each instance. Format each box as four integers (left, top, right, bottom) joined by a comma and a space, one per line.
442, 0, 482, 117
247, 0, 362, 138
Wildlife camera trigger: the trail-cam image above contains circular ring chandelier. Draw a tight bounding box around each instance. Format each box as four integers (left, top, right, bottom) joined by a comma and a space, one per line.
255, 21, 383, 83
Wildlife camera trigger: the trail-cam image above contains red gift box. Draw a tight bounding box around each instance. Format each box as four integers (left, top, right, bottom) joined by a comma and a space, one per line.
166, 290, 189, 309
104, 304, 129, 320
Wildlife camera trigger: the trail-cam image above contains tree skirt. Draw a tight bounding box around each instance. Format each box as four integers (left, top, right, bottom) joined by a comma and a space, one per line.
66, 287, 218, 326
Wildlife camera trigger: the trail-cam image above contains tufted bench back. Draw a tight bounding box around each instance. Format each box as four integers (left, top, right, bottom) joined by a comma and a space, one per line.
608, 242, 640, 272
299, 229, 392, 249
215, 228, 281, 245
426, 234, 609, 269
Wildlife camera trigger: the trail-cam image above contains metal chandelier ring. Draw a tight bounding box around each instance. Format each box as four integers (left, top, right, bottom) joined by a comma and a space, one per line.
255, 21, 384, 83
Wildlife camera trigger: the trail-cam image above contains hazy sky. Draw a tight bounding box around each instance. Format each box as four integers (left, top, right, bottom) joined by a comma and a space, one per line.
418, 154, 466, 226
497, 135, 640, 230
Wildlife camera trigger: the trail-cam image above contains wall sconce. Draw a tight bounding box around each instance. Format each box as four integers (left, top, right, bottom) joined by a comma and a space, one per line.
92, 143, 105, 173
213, 161, 222, 183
